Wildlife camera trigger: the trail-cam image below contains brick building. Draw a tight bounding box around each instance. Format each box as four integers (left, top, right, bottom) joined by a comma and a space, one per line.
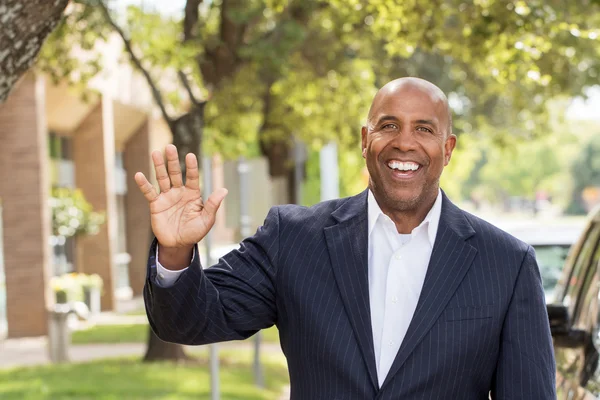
0, 71, 248, 338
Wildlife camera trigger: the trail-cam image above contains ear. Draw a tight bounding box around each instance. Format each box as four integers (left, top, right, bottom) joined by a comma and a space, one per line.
361, 126, 368, 158
444, 134, 457, 166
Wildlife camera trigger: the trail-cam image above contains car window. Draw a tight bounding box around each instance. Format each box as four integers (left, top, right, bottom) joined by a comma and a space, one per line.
533, 244, 571, 298
560, 223, 600, 314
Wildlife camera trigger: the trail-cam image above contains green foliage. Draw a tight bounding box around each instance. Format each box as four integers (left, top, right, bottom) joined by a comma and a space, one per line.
37, 0, 600, 205
50, 188, 105, 238
0, 352, 288, 400
72, 323, 148, 344
479, 134, 563, 199
567, 131, 600, 214
37, 2, 110, 100
50, 273, 104, 303
41, 1, 600, 146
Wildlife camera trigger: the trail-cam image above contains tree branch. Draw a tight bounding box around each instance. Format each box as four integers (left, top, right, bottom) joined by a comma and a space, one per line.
0, 0, 69, 103
183, 0, 203, 42
177, 70, 206, 107
96, 0, 173, 126
219, 0, 239, 51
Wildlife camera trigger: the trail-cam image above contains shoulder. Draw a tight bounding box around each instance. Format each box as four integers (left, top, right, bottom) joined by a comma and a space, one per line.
459, 208, 531, 258
271, 196, 355, 226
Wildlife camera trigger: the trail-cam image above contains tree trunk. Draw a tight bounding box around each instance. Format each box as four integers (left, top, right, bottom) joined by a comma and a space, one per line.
0, 0, 69, 102
260, 138, 301, 205
143, 326, 192, 362
170, 104, 206, 175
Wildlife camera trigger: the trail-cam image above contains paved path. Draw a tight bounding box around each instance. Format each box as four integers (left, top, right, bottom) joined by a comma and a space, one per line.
0, 336, 283, 369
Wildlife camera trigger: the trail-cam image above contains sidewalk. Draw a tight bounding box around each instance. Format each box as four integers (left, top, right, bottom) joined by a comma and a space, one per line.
0, 335, 283, 370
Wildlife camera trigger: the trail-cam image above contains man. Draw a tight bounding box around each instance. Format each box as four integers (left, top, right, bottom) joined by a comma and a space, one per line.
135, 77, 556, 399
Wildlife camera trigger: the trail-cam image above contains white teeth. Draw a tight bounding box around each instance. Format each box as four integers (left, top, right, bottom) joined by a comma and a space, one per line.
388, 161, 420, 171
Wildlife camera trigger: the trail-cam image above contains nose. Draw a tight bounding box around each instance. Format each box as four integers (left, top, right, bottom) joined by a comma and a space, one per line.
390, 126, 419, 152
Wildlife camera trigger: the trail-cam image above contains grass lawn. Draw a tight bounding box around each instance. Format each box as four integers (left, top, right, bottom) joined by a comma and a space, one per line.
0, 351, 289, 400
72, 324, 280, 345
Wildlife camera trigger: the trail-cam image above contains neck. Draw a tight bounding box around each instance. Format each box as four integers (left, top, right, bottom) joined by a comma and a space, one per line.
374, 189, 439, 234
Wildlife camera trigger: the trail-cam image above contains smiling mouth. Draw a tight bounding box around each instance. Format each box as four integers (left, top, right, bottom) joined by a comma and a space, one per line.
386, 160, 422, 179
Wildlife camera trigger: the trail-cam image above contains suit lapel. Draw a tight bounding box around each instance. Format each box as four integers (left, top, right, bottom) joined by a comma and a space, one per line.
324, 190, 379, 391
380, 193, 478, 391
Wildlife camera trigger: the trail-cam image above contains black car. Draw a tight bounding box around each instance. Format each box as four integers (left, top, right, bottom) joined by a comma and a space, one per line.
548, 205, 600, 399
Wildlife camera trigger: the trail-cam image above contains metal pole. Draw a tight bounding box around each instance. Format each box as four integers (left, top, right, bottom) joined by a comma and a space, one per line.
237, 157, 264, 388
320, 142, 339, 201
293, 137, 305, 205
203, 155, 220, 400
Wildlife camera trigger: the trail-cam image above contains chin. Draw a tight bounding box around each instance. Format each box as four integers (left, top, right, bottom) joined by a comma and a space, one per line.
383, 190, 422, 211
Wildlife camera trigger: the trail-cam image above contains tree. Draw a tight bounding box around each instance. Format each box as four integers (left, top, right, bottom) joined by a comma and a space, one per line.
0, 0, 69, 102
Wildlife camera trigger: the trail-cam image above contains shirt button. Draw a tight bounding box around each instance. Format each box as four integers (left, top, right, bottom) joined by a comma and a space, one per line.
395, 254, 402, 260
158, 272, 165, 280
392, 296, 398, 303
389, 340, 394, 346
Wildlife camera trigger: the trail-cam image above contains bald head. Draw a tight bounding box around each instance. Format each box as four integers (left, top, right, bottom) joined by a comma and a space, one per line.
368, 77, 453, 135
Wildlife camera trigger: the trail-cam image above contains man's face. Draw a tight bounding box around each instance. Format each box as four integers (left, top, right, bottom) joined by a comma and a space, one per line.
361, 83, 456, 212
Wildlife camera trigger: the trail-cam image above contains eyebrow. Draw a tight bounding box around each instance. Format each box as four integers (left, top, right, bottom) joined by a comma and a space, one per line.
373, 116, 438, 128
373, 115, 399, 125
415, 119, 437, 127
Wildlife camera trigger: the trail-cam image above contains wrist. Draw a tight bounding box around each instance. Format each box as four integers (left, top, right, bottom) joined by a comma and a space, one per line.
157, 243, 194, 271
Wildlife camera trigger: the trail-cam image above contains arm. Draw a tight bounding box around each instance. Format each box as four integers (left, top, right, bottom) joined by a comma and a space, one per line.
143, 207, 279, 346
491, 246, 556, 399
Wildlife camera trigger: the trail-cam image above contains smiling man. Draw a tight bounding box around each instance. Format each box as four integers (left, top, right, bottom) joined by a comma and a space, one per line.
137, 77, 556, 399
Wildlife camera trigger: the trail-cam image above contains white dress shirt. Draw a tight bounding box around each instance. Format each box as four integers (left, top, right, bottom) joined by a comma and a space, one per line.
155, 249, 191, 287
367, 189, 442, 387
155, 189, 443, 387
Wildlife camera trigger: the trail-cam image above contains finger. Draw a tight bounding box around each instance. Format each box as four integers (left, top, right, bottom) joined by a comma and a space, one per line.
203, 188, 228, 216
185, 153, 200, 191
165, 144, 183, 188
134, 172, 159, 202
152, 150, 171, 193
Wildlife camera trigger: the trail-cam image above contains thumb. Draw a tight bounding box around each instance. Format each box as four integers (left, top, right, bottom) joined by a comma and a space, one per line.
203, 188, 228, 216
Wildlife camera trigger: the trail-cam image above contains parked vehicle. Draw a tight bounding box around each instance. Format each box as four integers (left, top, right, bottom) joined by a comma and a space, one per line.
500, 219, 585, 301
547, 205, 600, 399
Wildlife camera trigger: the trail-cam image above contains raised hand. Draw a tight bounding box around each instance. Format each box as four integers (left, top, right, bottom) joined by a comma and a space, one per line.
134, 144, 228, 251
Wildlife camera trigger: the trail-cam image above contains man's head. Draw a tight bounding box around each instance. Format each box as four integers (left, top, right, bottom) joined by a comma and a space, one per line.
361, 77, 456, 214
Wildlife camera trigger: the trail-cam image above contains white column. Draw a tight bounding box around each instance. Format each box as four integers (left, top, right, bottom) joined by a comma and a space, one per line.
320, 142, 340, 201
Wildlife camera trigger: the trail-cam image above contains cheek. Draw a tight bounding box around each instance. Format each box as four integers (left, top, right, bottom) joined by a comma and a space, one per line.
366, 137, 388, 157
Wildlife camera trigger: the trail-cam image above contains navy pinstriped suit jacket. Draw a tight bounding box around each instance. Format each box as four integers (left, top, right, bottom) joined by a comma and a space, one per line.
144, 190, 556, 399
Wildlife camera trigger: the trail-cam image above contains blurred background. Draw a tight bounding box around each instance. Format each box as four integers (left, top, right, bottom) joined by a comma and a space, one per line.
0, 0, 598, 399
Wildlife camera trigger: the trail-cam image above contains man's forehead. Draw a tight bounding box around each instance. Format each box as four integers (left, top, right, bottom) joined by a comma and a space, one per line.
370, 92, 445, 120
368, 79, 448, 124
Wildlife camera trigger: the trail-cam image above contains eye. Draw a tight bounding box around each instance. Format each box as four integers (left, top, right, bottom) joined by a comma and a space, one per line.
416, 126, 433, 133
382, 123, 398, 130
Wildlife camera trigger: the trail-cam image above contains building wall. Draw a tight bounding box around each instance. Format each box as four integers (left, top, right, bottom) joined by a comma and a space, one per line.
0, 73, 52, 337
124, 120, 152, 296
73, 100, 117, 311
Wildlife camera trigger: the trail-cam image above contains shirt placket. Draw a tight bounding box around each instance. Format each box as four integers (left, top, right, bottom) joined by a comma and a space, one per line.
378, 224, 407, 375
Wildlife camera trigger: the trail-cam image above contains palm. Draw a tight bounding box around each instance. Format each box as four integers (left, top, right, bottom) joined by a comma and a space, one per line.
149, 186, 209, 248
135, 146, 228, 249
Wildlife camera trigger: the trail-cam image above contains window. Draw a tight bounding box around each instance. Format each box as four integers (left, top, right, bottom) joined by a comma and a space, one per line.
48, 132, 72, 161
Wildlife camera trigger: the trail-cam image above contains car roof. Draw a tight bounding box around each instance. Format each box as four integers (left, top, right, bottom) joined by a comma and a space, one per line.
495, 219, 587, 247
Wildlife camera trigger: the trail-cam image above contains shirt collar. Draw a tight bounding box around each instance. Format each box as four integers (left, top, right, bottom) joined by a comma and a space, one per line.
367, 189, 443, 246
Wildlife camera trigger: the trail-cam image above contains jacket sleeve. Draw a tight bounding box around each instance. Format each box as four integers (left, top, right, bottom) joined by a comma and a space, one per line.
491, 246, 556, 399
143, 206, 280, 345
